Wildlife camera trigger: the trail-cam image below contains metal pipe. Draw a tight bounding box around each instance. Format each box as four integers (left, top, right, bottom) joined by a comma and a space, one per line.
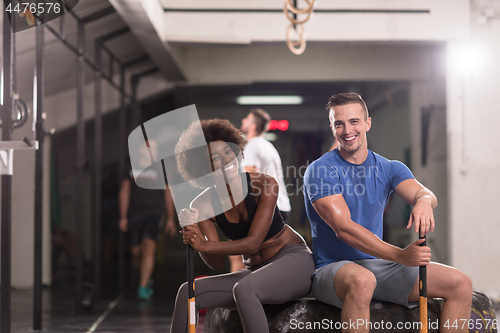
64, 2, 80, 21
75, 21, 85, 312
118, 66, 126, 292
123, 55, 149, 68
96, 27, 129, 44
43, 24, 132, 100
1, 3, 15, 333
95, 27, 131, 90
60, 8, 65, 39
130, 67, 159, 130
81, 7, 115, 24
93, 38, 103, 304
129, 75, 140, 286
109, 55, 113, 83
33, 22, 45, 331
101, 45, 123, 66
133, 67, 160, 78
12, 13, 17, 94
131, 76, 140, 128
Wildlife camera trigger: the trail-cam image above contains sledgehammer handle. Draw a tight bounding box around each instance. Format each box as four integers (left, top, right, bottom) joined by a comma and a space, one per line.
187, 244, 196, 333
419, 230, 428, 333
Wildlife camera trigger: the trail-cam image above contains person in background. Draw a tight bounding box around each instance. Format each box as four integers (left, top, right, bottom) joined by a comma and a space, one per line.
119, 139, 176, 300
233, 108, 292, 272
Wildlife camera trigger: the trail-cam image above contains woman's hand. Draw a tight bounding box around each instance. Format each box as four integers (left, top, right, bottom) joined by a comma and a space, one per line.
181, 223, 206, 252
178, 208, 199, 227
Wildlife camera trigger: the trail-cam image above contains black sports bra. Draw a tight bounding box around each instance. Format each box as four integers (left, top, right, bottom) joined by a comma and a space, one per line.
210, 173, 285, 242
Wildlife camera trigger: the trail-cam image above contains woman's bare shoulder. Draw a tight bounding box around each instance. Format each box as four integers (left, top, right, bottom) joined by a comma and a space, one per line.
247, 172, 278, 188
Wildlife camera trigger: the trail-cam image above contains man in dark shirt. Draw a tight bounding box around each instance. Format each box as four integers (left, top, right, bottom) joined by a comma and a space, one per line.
119, 139, 176, 300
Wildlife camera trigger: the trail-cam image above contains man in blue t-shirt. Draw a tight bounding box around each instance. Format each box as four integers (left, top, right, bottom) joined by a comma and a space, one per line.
304, 93, 472, 332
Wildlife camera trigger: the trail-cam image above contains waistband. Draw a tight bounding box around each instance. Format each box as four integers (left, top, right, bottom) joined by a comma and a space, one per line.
249, 243, 312, 271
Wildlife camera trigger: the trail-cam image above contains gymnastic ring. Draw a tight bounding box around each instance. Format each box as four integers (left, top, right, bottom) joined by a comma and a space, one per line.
286, 23, 306, 55
285, 0, 315, 15
0, 97, 30, 130
12, 98, 30, 129
283, 1, 313, 25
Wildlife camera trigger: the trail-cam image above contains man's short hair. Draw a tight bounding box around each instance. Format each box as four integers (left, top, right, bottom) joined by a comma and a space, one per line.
249, 108, 271, 135
326, 92, 369, 121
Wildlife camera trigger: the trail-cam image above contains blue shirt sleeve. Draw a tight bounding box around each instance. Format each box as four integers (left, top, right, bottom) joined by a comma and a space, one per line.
304, 160, 343, 204
389, 160, 415, 191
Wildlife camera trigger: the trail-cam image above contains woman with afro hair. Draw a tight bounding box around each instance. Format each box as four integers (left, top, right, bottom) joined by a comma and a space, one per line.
170, 119, 314, 333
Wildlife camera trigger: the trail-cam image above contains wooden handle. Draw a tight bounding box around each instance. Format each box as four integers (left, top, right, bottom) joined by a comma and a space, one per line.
419, 232, 427, 333
187, 245, 196, 333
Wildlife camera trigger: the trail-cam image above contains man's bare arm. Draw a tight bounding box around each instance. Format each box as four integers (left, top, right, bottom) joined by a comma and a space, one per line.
312, 194, 430, 266
394, 179, 437, 236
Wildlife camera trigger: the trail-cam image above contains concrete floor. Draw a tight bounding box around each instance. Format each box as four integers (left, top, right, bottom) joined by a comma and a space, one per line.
3, 246, 499, 333
5, 247, 215, 333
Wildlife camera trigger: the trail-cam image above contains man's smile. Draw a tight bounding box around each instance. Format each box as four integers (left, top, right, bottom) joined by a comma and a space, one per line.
342, 134, 358, 143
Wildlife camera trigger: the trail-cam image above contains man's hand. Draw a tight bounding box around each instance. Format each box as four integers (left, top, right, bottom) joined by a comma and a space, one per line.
164, 217, 177, 237
181, 223, 206, 252
406, 197, 435, 237
119, 217, 128, 232
397, 238, 431, 266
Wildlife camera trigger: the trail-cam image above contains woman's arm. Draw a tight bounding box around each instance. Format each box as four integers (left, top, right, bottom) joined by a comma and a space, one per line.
183, 174, 278, 256
196, 219, 225, 271
180, 192, 225, 271
182, 218, 226, 270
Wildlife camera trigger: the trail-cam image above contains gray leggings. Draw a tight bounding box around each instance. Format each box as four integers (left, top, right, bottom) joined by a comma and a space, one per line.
170, 244, 314, 333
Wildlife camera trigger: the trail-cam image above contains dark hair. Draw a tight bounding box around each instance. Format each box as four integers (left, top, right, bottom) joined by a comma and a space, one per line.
175, 119, 247, 188
249, 108, 271, 135
326, 92, 369, 120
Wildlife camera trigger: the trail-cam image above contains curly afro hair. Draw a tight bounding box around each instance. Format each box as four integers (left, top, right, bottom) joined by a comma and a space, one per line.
175, 119, 247, 188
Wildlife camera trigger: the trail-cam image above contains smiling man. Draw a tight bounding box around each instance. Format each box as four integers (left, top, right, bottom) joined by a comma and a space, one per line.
303, 92, 472, 332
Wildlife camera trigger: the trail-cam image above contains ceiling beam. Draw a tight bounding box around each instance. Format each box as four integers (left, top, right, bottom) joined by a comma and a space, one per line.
81, 6, 116, 24
108, 0, 186, 82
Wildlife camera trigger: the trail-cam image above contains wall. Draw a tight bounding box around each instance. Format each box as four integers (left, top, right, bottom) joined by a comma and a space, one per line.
446, 14, 500, 299
0, 121, 52, 288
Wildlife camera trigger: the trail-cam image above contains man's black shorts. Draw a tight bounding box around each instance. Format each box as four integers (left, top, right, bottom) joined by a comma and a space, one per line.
128, 214, 161, 246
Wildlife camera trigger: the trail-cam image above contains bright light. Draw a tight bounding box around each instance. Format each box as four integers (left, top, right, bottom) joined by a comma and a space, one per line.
236, 95, 303, 105
448, 42, 484, 75
263, 133, 278, 142
268, 120, 289, 131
